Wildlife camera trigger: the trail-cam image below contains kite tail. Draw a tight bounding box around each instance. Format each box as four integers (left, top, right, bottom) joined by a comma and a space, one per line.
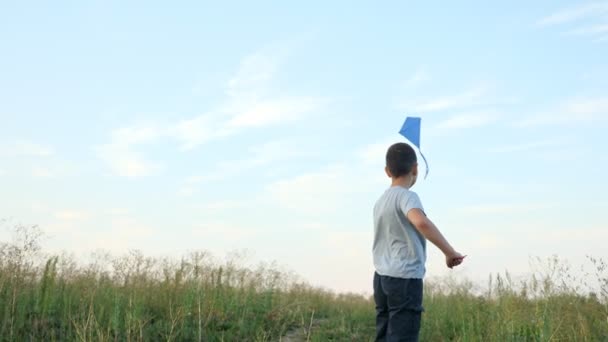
420, 152, 429, 179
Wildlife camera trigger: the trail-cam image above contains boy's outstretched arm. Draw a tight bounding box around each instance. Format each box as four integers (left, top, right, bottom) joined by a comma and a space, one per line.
407, 208, 465, 269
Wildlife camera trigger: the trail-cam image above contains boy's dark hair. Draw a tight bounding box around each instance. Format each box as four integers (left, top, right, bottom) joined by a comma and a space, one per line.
386, 143, 417, 178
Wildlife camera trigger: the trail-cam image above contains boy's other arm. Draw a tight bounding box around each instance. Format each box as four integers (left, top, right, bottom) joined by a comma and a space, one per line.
407, 208, 464, 268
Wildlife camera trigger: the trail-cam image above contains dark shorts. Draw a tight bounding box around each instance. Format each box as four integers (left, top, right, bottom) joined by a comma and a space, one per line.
373, 272, 424, 342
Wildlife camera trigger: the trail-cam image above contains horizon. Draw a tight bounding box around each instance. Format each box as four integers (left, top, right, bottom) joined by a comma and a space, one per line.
1, 1, 607, 295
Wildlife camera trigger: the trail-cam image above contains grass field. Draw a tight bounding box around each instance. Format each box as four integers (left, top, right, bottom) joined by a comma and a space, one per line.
0, 224, 606, 341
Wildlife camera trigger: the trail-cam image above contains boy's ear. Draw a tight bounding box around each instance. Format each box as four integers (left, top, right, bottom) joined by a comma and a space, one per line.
385, 166, 392, 178
412, 163, 419, 177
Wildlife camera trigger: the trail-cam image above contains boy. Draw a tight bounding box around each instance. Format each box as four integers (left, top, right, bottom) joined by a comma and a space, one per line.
373, 142, 464, 342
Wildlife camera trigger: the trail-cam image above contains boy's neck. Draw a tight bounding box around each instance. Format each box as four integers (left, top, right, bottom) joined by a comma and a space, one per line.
391, 174, 415, 189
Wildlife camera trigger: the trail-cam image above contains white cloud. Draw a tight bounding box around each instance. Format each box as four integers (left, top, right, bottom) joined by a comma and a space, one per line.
54, 210, 89, 221
435, 111, 501, 130
195, 200, 245, 212
0, 140, 54, 157
0, 141, 78, 178
538, 3, 608, 42
172, 111, 235, 150
111, 124, 166, 145
96, 142, 162, 178
267, 165, 346, 213
107, 208, 130, 216
31, 167, 54, 178
568, 23, 608, 35
487, 139, 566, 153
358, 141, 391, 165
403, 68, 431, 88
403, 87, 487, 113
565, 96, 608, 115
357, 136, 408, 166
95, 122, 167, 178
97, 46, 325, 176
226, 51, 280, 98
537, 3, 608, 27
457, 203, 555, 215
172, 95, 324, 150
249, 139, 313, 163
177, 174, 224, 195
178, 138, 317, 194
30, 161, 79, 179
227, 96, 323, 128
519, 96, 608, 126
265, 162, 380, 215
537, 146, 583, 163
172, 47, 322, 150
191, 222, 258, 241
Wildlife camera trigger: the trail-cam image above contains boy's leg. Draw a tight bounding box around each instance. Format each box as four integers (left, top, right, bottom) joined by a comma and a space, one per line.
373, 272, 389, 341
383, 277, 424, 342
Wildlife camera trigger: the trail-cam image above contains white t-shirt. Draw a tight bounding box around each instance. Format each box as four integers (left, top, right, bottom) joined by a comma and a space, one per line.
372, 186, 427, 279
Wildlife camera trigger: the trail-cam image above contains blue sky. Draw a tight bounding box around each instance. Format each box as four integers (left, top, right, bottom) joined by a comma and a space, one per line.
1, 1, 607, 294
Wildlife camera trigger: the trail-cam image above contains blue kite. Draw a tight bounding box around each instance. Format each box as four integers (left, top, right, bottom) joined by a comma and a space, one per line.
398, 116, 429, 179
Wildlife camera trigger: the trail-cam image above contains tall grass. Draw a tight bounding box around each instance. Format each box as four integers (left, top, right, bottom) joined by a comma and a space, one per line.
0, 224, 365, 341
420, 259, 608, 342
0, 224, 606, 341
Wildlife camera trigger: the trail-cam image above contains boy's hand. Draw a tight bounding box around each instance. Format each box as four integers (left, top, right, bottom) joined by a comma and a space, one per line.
446, 252, 466, 269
